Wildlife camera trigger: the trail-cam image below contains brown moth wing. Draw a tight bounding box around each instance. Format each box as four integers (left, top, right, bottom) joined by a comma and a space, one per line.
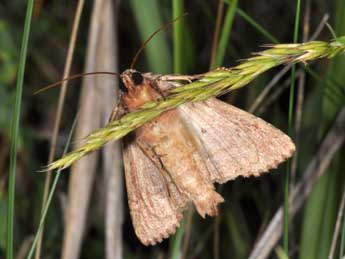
123, 138, 188, 245
179, 98, 295, 183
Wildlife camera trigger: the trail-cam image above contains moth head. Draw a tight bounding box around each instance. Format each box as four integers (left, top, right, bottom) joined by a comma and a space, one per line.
120, 69, 144, 92
120, 69, 161, 111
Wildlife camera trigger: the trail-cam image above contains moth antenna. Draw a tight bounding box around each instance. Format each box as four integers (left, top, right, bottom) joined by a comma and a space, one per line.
34, 71, 120, 95
130, 12, 188, 69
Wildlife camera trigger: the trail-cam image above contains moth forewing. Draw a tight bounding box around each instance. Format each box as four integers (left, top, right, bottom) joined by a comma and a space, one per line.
179, 98, 296, 183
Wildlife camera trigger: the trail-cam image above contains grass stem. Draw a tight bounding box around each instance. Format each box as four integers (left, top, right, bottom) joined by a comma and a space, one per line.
209, 0, 224, 69
215, 0, 238, 67
284, 0, 301, 253
26, 116, 78, 259
173, 0, 184, 74
6, 1, 34, 259
171, 0, 186, 257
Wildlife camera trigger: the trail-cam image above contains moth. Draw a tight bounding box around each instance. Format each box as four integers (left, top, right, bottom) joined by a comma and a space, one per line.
40, 16, 296, 246
112, 68, 295, 246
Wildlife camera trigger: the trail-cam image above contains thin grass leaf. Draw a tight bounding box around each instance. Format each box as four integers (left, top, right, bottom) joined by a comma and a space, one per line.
35, 2, 85, 258
26, 115, 78, 259
225, 208, 250, 258
284, 0, 301, 252
129, 0, 171, 73
222, 0, 279, 43
214, 0, 238, 67
209, 0, 224, 70
236, 7, 279, 44
173, 0, 184, 74
170, 0, 186, 257
48, 37, 345, 171
170, 219, 185, 259
6, 1, 34, 259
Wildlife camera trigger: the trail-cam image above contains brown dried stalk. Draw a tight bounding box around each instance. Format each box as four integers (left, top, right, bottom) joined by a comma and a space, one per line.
60, 0, 104, 258
98, 0, 123, 258
328, 184, 345, 259
35, 1, 85, 258
210, 0, 224, 69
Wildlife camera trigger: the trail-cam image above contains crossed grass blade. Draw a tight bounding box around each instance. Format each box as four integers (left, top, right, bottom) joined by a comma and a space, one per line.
48, 37, 345, 171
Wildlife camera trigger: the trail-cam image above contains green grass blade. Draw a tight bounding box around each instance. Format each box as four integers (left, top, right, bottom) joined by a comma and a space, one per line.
170, 219, 185, 259
129, 0, 171, 73
225, 208, 250, 258
214, 0, 238, 67
170, 0, 186, 257
284, 0, 301, 253
6, 1, 34, 259
236, 8, 279, 44
26, 115, 78, 259
173, 0, 184, 74
292, 0, 301, 44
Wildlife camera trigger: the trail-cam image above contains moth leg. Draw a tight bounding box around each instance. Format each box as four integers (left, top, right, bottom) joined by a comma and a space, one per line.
136, 141, 175, 198
136, 141, 165, 170
151, 74, 204, 96
108, 102, 126, 122
158, 74, 203, 83
122, 141, 189, 245
149, 80, 170, 99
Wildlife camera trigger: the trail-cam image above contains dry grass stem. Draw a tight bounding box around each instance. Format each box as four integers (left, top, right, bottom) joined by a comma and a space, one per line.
249, 65, 292, 113
328, 184, 345, 259
181, 207, 193, 259
209, 0, 224, 69
35, 1, 85, 258
99, 1, 123, 258
256, 70, 303, 116
60, 1, 104, 258
291, 0, 311, 184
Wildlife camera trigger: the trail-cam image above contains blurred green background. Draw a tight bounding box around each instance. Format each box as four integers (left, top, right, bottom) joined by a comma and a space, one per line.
1, 0, 345, 258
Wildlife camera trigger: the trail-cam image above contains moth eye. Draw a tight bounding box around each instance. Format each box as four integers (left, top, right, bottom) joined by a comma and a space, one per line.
131, 72, 143, 86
